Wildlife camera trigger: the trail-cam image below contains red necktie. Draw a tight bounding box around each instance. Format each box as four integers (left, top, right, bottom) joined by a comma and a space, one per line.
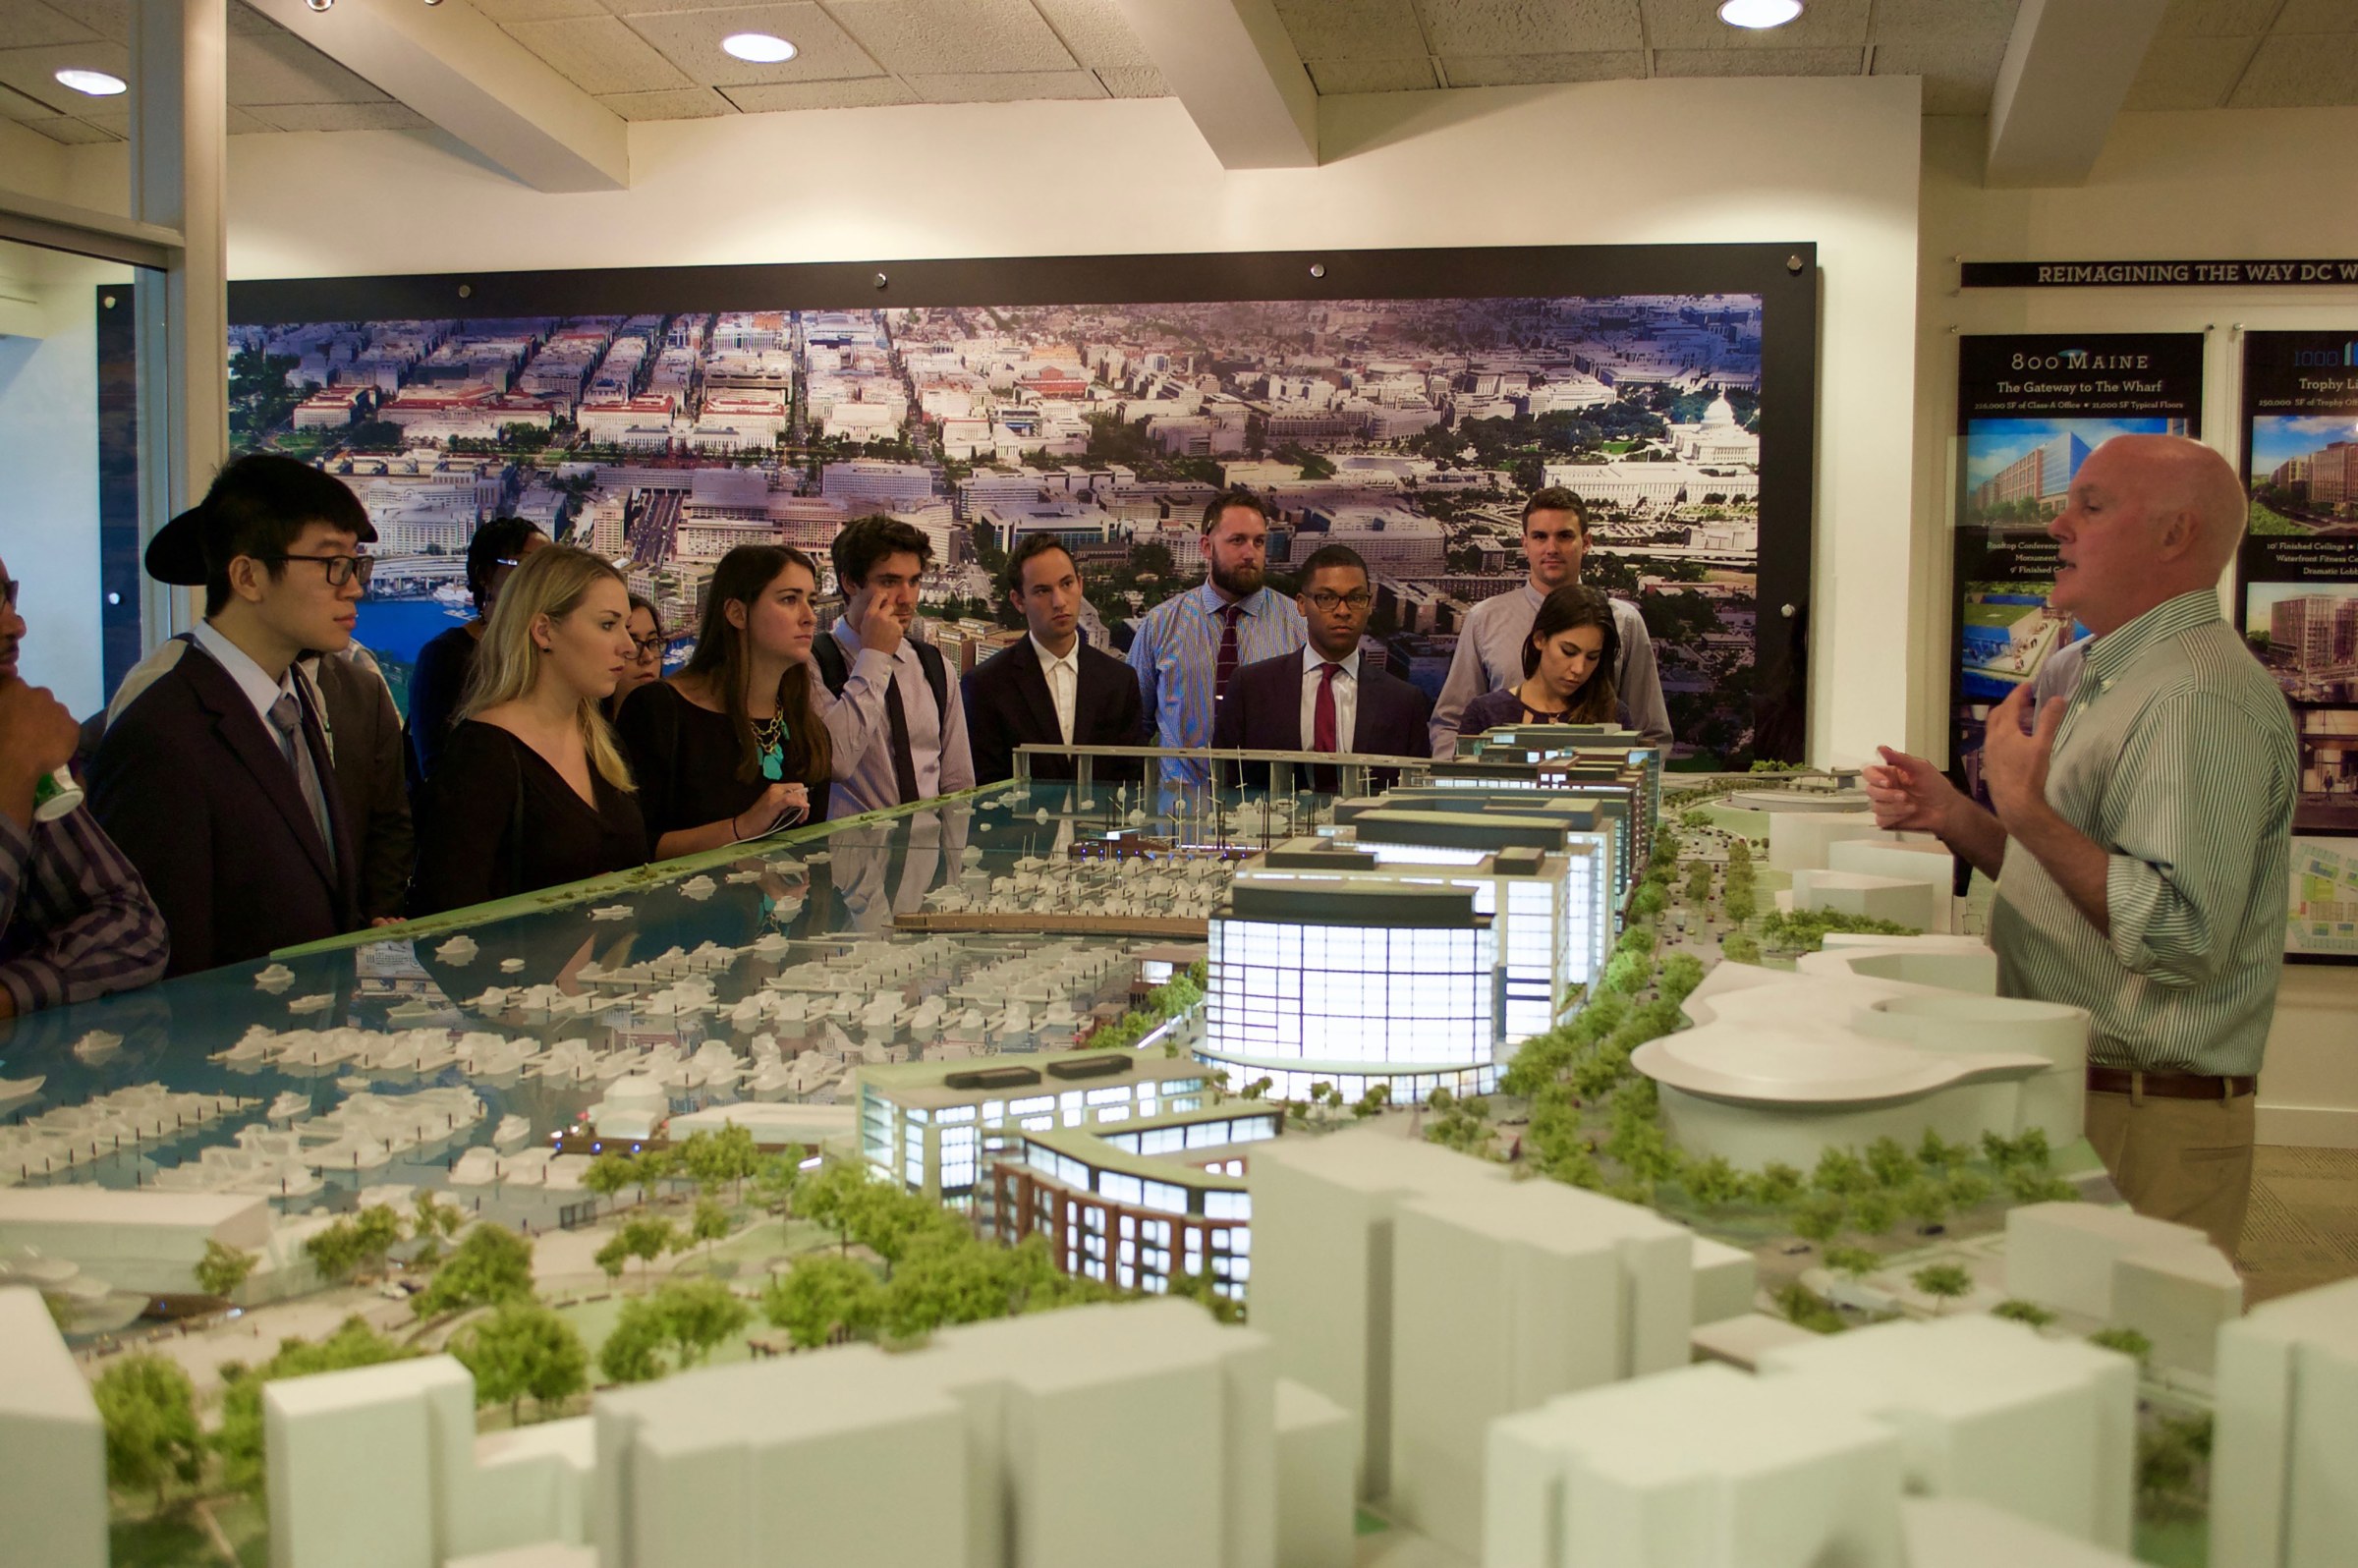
1313, 662, 1340, 794
1215, 603, 1243, 703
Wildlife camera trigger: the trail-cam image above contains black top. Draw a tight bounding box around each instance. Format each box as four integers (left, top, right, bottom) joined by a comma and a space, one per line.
409, 720, 647, 917
1459, 685, 1633, 737
614, 681, 830, 848
403, 623, 477, 791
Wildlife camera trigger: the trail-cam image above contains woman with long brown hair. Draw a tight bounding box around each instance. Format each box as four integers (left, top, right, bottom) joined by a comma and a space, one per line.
616, 544, 833, 857
1457, 584, 1633, 736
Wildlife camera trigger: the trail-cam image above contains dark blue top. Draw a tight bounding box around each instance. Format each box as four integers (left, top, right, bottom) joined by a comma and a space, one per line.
402, 623, 477, 791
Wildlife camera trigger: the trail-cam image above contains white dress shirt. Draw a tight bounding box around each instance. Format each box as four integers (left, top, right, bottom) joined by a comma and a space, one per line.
1033, 634, 1080, 745
1299, 645, 1360, 754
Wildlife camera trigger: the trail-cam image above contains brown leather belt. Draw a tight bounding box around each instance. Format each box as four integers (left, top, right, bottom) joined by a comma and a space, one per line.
2086, 1066, 2257, 1100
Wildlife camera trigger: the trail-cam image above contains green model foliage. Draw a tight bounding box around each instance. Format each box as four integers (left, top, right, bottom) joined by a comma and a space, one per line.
2089, 1326, 2155, 1369
1991, 1299, 2056, 1328
1812, 1147, 1873, 1197
599, 1279, 752, 1382
762, 1255, 887, 1350
194, 1239, 258, 1301
1751, 1161, 1806, 1207
1720, 932, 1761, 964
216, 1318, 413, 1499
415, 1223, 535, 1318
1823, 1246, 1880, 1279
584, 1149, 641, 1211
1657, 953, 1706, 1006
1790, 1193, 1847, 1245
2137, 1412, 2213, 1518
1898, 1179, 1952, 1233
1849, 1188, 1899, 1237
679, 1123, 761, 1200
1864, 1136, 1917, 1190
1773, 1280, 1847, 1334
1080, 961, 1207, 1051
613, 1215, 679, 1280
691, 1196, 733, 1258
1758, 909, 1923, 953
1911, 1263, 1974, 1312
94, 1354, 203, 1510
450, 1300, 588, 1425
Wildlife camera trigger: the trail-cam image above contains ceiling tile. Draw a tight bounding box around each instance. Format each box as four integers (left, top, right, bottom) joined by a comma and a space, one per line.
1031, 0, 1158, 72
19, 112, 115, 141
2122, 34, 2259, 110
623, 4, 882, 87
228, 29, 391, 104
462, 0, 606, 21
1413, 0, 1641, 56
825, 0, 1077, 76
2158, 0, 2282, 37
718, 75, 915, 111
502, 15, 694, 93
1094, 63, 1167, 97
1652, 45, 1866, 76
2274, 0, 2358, 29
898, 68, 1107, 102
227, 0, 285, 36
595, 85, 740, 118
257, 100, 432, 132
2227, 32, 2358, 105
0, 1, 101, 49
1645, 0, 1872, 50
1441, 50, 1644, 87
37, 0, 130, 43
1273, 0, 1425, 63
0, 39, 125, 114
1871, 33, 2010, 114
225, 103, 272, 134
0, 79, 56, 117
1869, 0, 2018, 47
73, 97, 122, 131
1306, 55, 1435, 92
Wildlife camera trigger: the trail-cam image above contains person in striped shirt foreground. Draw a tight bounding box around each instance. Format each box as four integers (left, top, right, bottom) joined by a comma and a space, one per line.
1865, 434, 2296, 1257
0, 555, 170, 1016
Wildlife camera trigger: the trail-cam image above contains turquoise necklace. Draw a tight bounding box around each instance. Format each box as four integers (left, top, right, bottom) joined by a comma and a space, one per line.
753, 714, 787, 781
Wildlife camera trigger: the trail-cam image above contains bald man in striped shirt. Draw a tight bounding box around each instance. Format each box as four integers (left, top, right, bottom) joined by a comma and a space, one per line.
1867, 434, 2296, 1256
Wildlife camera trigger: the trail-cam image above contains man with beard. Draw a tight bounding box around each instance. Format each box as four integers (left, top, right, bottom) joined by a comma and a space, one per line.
1128, 488, 1306, 786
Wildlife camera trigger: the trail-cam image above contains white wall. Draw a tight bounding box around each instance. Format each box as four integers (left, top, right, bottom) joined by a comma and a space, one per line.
0, 241, 125, 717
1915, 107, 2358, 1147
64, 77, 1927, 769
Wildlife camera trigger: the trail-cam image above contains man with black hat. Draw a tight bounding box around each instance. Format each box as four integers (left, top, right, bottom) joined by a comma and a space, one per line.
89, 454, 378, 975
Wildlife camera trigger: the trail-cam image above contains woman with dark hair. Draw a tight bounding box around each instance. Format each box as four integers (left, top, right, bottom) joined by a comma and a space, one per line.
607, 592, 666, 721
404, 517, 547, 787
1457, 584, 1631, 736
615, 544, 833, 858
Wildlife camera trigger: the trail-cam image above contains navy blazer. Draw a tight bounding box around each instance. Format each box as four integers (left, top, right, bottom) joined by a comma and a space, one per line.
89, 639, 362, 977
962, 637, 1148, 786
1211, 648, 1433, 789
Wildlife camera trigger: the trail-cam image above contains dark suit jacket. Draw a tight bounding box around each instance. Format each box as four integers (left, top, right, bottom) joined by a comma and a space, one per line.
312, 650, 414, 924
1212, 649, 1433, 789
963, 637, 1148, 786
89, 640, 362, 977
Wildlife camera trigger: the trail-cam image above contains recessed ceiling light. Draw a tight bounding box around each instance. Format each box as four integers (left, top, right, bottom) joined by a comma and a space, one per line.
54, 68, 128, 96
721, 32, 797, 64
1718, 0, 1804, 28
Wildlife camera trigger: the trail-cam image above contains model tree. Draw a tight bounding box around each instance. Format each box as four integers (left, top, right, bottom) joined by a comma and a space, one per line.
194, 1239, 258, 1302
303, 1218, 365, 1284
412, 1191, 464, 1262
681, 1123, 760, 1202
762, 1256, 885, 1351
584, 1150, 640, 1214
1789, 1194, 1846, 1247
616, 1215, 678, 1281
1911, 1263, 1973, 1314
1849, 1188, 1899, 1237
1898, 1179, 1952, 1234
451, 1300, 588, 1426
794, 1163, 874, 1256
748, 1153, 801, 1217
416, 1222, 535, 1318
597, 1301, 667, 1385
352, 1204, 407, 1276
1864, 1137, 1917, 1190
1823, 1246, 1880, 1280
2089, 1326, 2154, 1371
691, 1196, 731, 1262
593, 1233, 631, 1283
1750, 1161, 1806, 1207
1991, 1299, 2056, 1328
649, 1278, 751, 1369
94, 1354, 203, 1512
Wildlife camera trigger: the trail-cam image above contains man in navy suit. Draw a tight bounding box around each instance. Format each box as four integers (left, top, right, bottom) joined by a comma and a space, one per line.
89, 455, 371, 976
1212, 543, 1431, 791
964, 534, 1148, 786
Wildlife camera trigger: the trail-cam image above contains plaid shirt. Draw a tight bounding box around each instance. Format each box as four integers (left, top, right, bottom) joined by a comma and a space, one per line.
0, 804, 170, 1014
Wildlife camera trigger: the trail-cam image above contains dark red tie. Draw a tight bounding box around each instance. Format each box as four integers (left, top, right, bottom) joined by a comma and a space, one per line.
1313, 662, 1340, 794
1214, 603, 1243, 703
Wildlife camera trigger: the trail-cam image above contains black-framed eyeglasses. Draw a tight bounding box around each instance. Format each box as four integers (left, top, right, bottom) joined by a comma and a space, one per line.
631, 634, 667, 658
1306, 590, 1373, 612
0, 577, 18, 611
260, 553, 376, 588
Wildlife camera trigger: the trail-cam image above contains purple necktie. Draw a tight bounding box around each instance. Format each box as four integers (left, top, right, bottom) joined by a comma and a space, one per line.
1214, 603, 1243, 703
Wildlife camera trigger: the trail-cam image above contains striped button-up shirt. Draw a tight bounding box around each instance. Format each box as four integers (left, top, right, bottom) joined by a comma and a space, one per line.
1990, 589, 2297, 1077
0, 804, 170, 1014
1128, 583, 1305, 785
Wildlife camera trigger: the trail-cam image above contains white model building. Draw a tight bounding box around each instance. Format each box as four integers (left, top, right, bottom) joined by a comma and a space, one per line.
0, 1287, 105, 1568
1826, 835, 1959, 932
1767, 806, 1890, 872
1787, 867, 1943, 933
1249, 1127, 1752, 1561
1632, 936, 2089, 1170
2211, 1275, 2358, 1568
0, 1185, 272, 1296
2005, 1202, 2243, 1378
1201, 878, 1500, 1107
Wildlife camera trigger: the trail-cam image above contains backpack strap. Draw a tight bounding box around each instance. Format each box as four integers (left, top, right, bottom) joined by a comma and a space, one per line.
914, 640, 948, 721
816, 624, 948, 720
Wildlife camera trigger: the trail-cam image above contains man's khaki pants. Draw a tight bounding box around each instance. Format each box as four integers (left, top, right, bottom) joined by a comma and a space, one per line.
2084, 1085, 2255, 1260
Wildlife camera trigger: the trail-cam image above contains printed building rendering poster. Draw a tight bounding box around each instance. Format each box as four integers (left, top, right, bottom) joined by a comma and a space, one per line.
2238, 330, 2358, 962
183, 245, 1817, 768
1950, 333, 2204, 800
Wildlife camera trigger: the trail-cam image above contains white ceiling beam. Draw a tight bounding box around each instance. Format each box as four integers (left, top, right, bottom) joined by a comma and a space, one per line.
243, 0, 628, 194
1107, 0, 1318, 169
1984, 0, 2168, 188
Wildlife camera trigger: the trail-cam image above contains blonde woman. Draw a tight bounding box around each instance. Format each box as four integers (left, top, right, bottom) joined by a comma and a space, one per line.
409, 545, 648, 916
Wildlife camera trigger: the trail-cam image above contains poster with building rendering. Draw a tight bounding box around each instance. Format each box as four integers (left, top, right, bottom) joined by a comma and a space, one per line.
2238, 332, 2358, 960
1949, 333, 2204, 801
220, 288, 1774, 765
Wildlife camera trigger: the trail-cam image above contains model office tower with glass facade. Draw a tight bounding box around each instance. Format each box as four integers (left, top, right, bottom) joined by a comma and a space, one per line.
1203, 878, 1501, 1107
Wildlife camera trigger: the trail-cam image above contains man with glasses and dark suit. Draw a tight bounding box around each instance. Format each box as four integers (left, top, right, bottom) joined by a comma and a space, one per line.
89, 454, 376, 975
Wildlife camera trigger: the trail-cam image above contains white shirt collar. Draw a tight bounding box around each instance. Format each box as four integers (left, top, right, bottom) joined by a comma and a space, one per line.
1031, 634, 1081, 674
192, 619, 298, 732
1302, 644, 1361, 679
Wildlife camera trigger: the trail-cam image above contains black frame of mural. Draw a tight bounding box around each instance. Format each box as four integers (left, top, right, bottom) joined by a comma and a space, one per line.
106, 241, 1820, 759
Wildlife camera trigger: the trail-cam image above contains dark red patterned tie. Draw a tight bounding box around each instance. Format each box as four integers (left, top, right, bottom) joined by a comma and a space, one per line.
1214, 603, 1243, 703
1312, 662, 1340, 793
